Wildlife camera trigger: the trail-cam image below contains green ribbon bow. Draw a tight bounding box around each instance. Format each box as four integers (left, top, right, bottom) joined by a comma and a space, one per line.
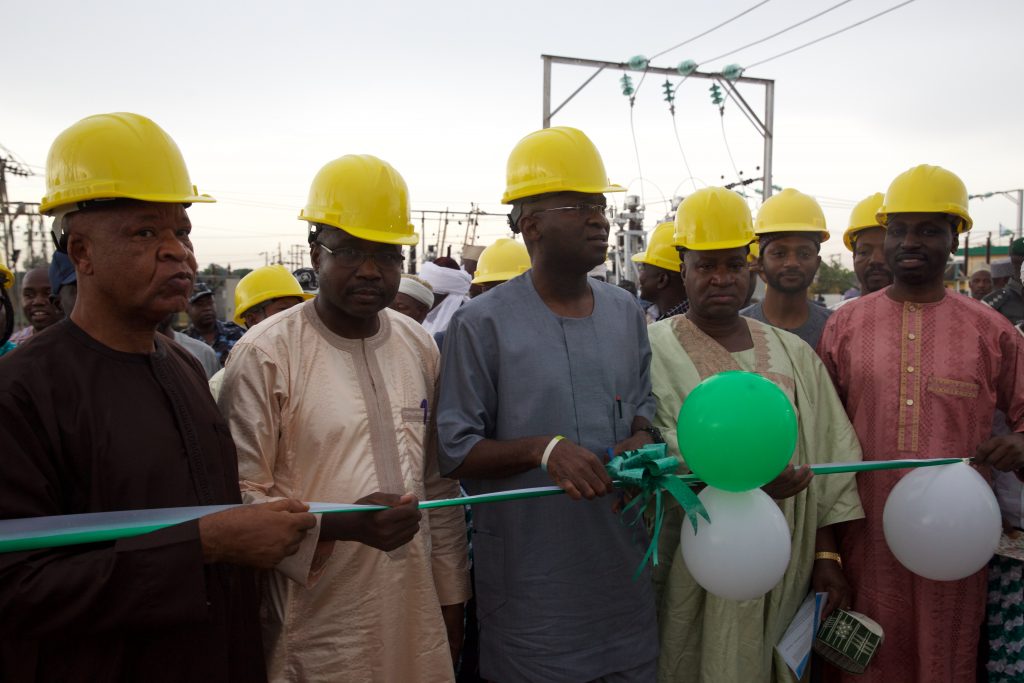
606, 443, 710, 578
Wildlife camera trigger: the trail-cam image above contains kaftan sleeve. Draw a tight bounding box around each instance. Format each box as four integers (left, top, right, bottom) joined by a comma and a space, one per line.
436, 310, 498, 476
789, 339, 864, 528
816, 312, 844, 397
632, 305, 657, 422
424, 422, 471, 605
0, 388, 210, 637
218, 340, 325, 585
647, 326, 683, 463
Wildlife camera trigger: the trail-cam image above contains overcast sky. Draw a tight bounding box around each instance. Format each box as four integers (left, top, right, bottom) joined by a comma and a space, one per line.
4, 0, 1022, 272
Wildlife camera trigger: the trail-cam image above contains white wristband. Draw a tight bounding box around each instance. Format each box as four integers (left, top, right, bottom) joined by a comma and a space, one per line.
541, 436, 565, 472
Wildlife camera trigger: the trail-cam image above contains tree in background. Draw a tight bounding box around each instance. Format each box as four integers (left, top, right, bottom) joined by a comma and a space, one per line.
812, 256, 857, 295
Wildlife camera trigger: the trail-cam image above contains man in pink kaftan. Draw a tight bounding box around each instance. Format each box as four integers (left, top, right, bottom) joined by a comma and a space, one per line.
818, 165, 1024, 682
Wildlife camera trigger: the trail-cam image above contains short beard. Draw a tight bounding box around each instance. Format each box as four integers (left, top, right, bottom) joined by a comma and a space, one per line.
765, 271, 810, 294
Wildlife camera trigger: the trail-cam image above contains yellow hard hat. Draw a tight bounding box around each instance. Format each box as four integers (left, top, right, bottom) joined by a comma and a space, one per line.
472, 238, 531, 284
876, 164, 972, 233
299, 155, 418, 246
754, 188, 829, 242
0, 262, 12, 290
747, 240, 760, 264
233, 264, 314, 326
632, 222, 682, 271
501, 126, 625, 204
843, 192, 885, 252
40, 112, 214, 214
673, 187, 755, 251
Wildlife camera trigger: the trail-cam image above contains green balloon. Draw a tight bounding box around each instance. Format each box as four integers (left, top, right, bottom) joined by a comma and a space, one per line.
676, 371, 797, 492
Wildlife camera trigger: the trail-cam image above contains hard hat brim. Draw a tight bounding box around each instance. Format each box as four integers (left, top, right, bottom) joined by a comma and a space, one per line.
234, 291, 315, 326
753, 224, 830, 242
677, 237, 755, 251
842, 224, 885, 252
500, 183, 626, 205
631, 253, 681, 272
40, 190, 215, 215
299, 214, 419, 246
876, 206, 973, 233
472, 267, 530, 285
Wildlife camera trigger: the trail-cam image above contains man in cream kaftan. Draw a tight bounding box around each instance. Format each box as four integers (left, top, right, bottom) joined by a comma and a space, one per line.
220, 154, 470, 682
221, 302, 470, 682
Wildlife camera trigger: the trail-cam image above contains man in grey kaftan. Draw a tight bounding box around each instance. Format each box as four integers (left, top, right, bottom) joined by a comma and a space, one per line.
438, 272, 658, 683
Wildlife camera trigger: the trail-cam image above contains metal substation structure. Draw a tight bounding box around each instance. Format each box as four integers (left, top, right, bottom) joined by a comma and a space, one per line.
540, 54, 775, 284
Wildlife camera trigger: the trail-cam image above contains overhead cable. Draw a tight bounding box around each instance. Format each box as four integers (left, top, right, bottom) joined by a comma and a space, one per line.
650, 0, 773, 60
699, 0, 856, 65
745, 0, 918, 69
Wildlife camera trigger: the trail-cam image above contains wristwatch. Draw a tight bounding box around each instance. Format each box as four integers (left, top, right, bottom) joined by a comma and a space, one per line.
635, 425, 665, 444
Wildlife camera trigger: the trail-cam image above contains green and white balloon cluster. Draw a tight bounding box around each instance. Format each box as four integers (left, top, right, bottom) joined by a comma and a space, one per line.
676, 371, 1002, 602
676, 371, 797, 601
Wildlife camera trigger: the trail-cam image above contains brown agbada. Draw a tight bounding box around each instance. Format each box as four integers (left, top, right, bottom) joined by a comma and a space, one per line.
0, 320, 265, 683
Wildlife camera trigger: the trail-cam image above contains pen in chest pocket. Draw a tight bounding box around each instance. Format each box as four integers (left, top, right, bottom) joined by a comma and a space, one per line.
420, 398, 428, 424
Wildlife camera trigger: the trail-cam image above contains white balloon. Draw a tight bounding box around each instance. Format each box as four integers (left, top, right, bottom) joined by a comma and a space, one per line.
883, 462, 1001, 581
680, 487, 792, 601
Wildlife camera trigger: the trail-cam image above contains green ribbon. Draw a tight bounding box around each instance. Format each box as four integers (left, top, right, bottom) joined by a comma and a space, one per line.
0, 456, 970, 555
605, 443, 709, 578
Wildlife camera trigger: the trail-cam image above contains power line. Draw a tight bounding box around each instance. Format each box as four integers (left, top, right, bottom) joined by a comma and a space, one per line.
650, 0, 773, 60
628, 104, 647, 210
670, 108, 697, 192
719, 117, 743, 185
745, 0, 918, 69
699, 0, 856, 65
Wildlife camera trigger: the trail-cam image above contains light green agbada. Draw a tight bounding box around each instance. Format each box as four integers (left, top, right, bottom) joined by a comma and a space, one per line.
650, 315, 864, 683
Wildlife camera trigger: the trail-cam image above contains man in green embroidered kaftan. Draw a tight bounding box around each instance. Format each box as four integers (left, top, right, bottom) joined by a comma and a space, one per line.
649, 188, 864, 683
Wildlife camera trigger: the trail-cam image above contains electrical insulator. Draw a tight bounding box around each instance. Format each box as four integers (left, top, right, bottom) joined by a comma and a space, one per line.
722, 64, 744, 82
628, 55, 649, 71
662, 80, 675, 103
709, 83, 723, 106
620, 74, 635, 97
677, 59, 698, 77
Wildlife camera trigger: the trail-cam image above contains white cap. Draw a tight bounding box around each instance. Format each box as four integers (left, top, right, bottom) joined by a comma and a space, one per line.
398, 275, 434, 308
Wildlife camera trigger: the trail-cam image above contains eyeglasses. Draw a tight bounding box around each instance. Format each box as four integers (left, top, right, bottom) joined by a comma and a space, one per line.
531, 202, 609, 219
318, 243, 405, 270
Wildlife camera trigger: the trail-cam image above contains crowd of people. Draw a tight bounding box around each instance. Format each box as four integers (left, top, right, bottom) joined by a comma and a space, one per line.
0, 111, 1023, 683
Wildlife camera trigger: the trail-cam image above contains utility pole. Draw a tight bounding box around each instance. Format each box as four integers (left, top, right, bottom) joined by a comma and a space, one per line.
437, 209, 450, 258
0, 149, 34, 269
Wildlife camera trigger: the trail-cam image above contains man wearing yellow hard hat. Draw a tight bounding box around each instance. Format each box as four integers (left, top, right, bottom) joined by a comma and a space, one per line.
647, 187, 862, 682
0, 113, 318, 681
470, 237, 531, 295
206, 264, 312, 398
742, 188, 832, 348
632, 221, 687, 321
437, 126, 660, 682
218, 154, 470, 682
832, 192, 893, 310
818, 164, 1024, 682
